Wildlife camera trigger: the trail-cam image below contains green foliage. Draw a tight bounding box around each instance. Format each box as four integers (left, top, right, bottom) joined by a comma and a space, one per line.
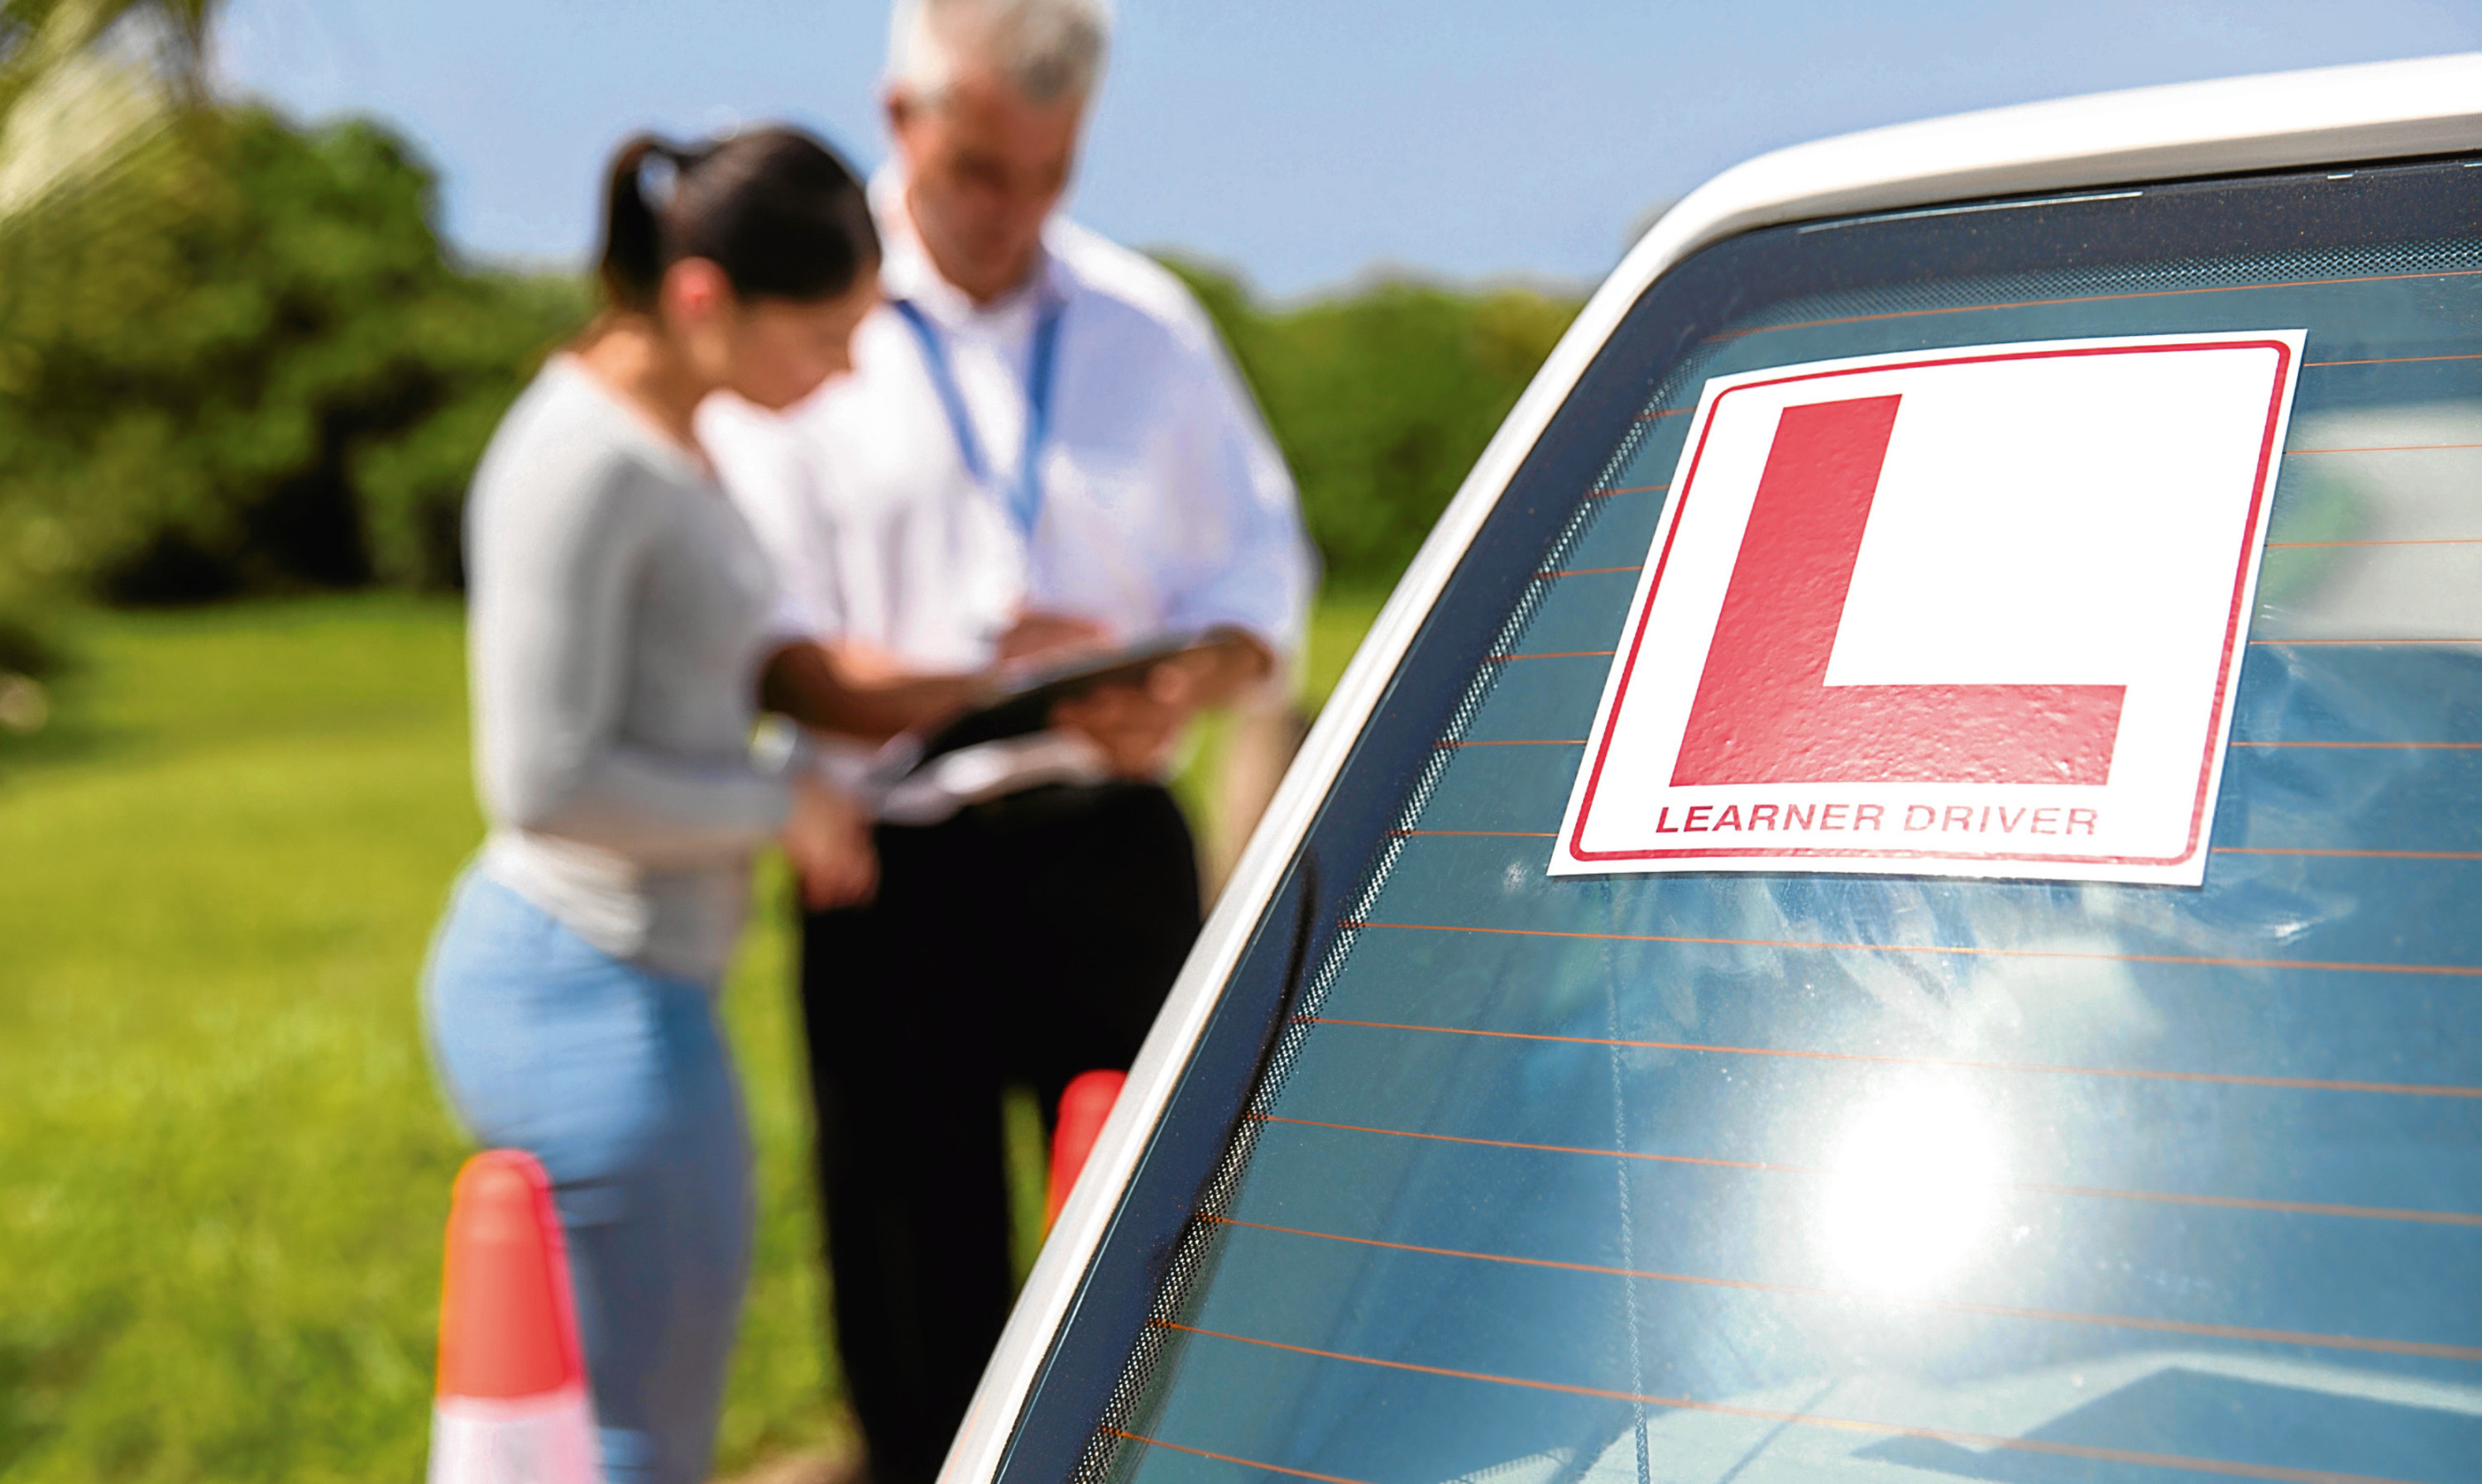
1, 10, 577, 668
0, 565, 65, 676
0, 0, 215, 126
0, 104, 587, 620
0, 90, 1563, 664
1162, 256, 1581, 588
0, 88, 1563, 672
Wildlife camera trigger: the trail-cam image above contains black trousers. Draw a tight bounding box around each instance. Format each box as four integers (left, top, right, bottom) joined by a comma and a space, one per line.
798, 783, 1202, 1484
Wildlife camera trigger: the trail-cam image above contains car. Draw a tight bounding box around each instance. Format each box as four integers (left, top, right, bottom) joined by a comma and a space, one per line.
949, 52, 2482, 1484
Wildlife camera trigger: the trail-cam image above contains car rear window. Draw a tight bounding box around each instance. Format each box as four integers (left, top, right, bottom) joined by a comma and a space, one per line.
1010, 157, 2482, 1484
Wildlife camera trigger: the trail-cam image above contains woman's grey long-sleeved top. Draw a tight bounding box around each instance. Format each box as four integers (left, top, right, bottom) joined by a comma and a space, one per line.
467, 357, 797, 986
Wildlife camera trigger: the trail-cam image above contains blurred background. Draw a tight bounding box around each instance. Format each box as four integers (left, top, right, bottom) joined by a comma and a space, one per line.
0, 2, 2474, 1479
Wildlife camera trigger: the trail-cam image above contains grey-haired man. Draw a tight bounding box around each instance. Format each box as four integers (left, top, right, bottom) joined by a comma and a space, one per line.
702, 2, 1314, 1475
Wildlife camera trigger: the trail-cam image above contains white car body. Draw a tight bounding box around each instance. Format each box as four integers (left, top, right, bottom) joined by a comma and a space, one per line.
944, 51, 2482, 1484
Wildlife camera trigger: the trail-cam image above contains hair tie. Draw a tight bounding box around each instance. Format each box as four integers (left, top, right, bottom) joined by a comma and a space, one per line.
636, 146, 683, 210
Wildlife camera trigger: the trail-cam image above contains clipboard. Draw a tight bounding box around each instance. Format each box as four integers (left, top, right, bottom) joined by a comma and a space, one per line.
909, 633, 1212, 765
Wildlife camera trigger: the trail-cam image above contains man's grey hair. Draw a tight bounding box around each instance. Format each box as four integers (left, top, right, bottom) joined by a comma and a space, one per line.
886, 0, 1109, 107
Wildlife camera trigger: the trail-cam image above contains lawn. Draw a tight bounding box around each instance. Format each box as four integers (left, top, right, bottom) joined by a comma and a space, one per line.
0, 591, 1383, 1482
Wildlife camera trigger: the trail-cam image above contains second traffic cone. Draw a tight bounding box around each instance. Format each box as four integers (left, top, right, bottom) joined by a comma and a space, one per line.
1044, 1069, 1127, 1232
428, 1150, 601, 1484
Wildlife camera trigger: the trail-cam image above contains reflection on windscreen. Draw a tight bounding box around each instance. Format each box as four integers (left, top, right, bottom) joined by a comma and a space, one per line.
1100, 215, 2481, 1484
1509, 1353, 2482, 1482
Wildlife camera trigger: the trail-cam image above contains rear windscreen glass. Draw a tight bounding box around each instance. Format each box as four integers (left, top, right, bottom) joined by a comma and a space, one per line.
1028, 159, 2482, 1484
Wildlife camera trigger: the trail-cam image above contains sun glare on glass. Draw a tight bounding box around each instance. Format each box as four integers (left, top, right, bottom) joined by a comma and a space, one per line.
1817, 1081, 2008, 1295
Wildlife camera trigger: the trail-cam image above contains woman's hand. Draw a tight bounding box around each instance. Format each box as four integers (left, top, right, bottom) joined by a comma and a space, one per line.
781, 774, 878, 910
759, 640, 985, 742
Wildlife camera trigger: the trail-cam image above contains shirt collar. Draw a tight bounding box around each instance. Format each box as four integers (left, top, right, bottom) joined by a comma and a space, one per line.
869, 163, 1072, 328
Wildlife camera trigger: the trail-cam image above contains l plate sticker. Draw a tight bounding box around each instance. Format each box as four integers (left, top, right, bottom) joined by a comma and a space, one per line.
1550, 331, 2305, 885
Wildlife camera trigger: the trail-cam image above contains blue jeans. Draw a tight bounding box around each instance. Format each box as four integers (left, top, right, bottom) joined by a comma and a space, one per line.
423, 871, 752, 1484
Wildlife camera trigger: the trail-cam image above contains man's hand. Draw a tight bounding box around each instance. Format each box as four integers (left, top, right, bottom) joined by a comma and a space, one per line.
1047, 655, 1200, 778
782, 774, 879, 910
1047, 631, 1276, 779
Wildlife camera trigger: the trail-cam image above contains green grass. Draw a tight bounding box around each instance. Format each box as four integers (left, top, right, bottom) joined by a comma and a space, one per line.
0, 590, 1386, 1482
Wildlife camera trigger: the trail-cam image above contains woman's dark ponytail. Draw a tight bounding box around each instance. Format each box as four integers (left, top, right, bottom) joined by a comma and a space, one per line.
599, 136, 673, 311
595, 127, 876, 314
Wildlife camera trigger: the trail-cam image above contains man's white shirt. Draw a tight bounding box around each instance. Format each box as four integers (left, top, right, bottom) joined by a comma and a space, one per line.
701, 171, 1315, 677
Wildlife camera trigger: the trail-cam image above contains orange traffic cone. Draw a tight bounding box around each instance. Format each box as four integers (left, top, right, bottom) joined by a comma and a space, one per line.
427, 1150, 602, 1484
1044, 1069, 1127, 1231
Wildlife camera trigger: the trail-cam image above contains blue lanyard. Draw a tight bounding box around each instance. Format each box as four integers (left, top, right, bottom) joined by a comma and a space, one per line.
893, 295, 1064, 541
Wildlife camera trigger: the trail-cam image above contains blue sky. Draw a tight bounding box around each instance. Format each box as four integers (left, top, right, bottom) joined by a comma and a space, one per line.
212, 1, 2481, 299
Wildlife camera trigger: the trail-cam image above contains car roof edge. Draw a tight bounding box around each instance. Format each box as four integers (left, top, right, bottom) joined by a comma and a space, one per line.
1641, 51, 2482, 294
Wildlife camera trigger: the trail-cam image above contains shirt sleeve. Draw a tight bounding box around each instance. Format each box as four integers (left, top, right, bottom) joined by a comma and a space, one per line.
1157, 333, 1320, 662
471, 448, 791, 865
701, 395, 846, 644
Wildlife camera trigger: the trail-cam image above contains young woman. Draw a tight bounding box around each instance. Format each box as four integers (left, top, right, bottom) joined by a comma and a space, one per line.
423, 127, 969, 1483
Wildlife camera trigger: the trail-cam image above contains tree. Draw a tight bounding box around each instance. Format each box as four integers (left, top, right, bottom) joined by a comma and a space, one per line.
1162, 256, 1580, 590
0, 104, 587, 610
0, 0, 214, 201
2, 1, 589, 692
0, 0, 206, 671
